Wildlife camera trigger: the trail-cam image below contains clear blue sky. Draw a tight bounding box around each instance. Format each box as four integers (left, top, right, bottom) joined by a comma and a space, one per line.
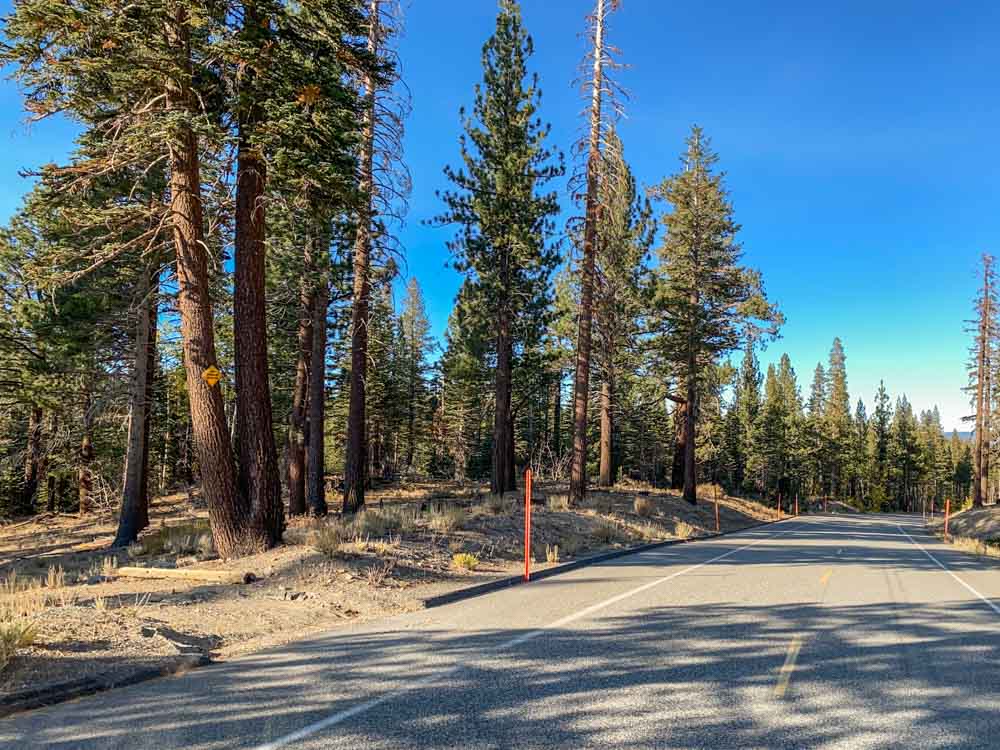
1, 0, 995, 431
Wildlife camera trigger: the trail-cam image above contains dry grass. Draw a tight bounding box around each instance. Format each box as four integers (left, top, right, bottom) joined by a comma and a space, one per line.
947, 535, 1000, 558
545, 544, 560, 564
129, 520, 214, 558
673, 520, 696, 539
633, 496, 655, 517
429, 506, 465, 533
547, 493, 570, 511
0, 621, 36, 672
364, 560, 396, 587
451, 552, 479, 571
591, 520, 622, 545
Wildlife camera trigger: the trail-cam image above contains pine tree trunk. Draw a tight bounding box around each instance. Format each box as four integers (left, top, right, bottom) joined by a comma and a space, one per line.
164, 8, 255, 558
671, 398, 686, 490
406, 355, 416, 470
138, 293, 156, 531
570, 0, 607, 506
492, 310, 515, 495
114, 266, 158, 547
78, 387, 94, 516
552, 371, 562, 459
598, 372, 613, 487
286, 234, 315, 516
683, 362, 698, 505
233, 4, 283, 547
19, 405, 42, 514
343, 0, 379, 515
307, 278, 329, 516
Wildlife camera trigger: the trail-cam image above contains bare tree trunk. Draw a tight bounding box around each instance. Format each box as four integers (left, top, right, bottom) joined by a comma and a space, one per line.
598, 372, 613, 487
233, 0, 282, 546
164, 8, 255, 558
114, 266, 158, 547
343, 0, 380, 515
19, 405, 42, 514
570, 0, 607, 506
307, 278, 329, 516
975, 257, 993, 507
286, 234, 315, 516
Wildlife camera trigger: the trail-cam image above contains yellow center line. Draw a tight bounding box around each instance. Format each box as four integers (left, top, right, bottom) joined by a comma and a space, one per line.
774, 636, 803, 698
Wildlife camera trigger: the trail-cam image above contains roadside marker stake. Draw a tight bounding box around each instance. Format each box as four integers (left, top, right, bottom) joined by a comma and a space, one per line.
794, 494, 799, 517
944, 498, 951, 540
524, 468, 532, 582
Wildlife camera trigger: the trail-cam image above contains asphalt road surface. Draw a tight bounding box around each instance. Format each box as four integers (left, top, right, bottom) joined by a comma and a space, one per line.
4, 513, 999, 749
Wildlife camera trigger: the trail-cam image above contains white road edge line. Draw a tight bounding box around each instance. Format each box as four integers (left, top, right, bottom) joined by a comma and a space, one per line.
253, 520, 799, 750
896, 524, 1000, 617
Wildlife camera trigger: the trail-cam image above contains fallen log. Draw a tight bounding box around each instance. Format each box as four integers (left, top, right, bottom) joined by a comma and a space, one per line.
115, 567, 256, 585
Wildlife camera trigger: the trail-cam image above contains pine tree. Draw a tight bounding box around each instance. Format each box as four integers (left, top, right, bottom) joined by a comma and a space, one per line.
649, 127, 781, 504
569, 0, 621, 504
434, 0, 561, 497
824, 338, 853, 498
398, 278, 433, 471
733, 342, 763, 492
805, 364, 828, 497
967, 254, 997, 507
593, 128, 654, 486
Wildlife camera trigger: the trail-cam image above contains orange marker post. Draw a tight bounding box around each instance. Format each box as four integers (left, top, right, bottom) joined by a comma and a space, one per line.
944, 497, 951, 541
524, 468, 533, 582
776, 493, 782, 518
795, 494, 799, 517
715, 498, 721, 533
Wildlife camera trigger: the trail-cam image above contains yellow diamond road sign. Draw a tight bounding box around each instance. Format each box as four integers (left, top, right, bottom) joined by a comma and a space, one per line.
202, 366, 222, 387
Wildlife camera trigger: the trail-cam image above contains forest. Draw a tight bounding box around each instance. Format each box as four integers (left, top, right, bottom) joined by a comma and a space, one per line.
0, 0, 978, 562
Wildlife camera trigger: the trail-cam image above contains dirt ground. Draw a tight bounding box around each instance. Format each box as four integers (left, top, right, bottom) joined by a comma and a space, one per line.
926, 505, 1000, 542
0, 481, 780, 702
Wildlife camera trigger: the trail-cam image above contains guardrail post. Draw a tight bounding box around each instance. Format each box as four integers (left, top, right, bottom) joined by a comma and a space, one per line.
524, 468, 533, 582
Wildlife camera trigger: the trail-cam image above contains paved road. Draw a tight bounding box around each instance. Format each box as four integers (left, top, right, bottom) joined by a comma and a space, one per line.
4, 513, 1000, 749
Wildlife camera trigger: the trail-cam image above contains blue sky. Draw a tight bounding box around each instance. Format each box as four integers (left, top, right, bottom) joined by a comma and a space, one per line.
1, 0, 995, 431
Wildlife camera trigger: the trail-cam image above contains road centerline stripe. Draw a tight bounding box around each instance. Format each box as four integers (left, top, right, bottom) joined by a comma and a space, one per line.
896, 524, 1000, 617
774, 636, 804, 698
252, 521, 800, 750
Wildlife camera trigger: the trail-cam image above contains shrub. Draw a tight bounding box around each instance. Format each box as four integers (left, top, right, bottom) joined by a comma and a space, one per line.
452, 552, 479, 570
591, 520, 621, 545
485, 494, 512, 515
545, 544, 560, 563
633, 496, 654, 517
365, 560, 395, 587
311, 522, 349, 558
131, 520, 212, 557
429, 506, 465, 533
0, 621, 36, 672
547, 493, 570, 512
674, 520, 695, 539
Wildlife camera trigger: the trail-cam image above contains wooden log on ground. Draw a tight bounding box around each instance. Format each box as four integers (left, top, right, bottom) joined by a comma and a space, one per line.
115, 567, 256, 584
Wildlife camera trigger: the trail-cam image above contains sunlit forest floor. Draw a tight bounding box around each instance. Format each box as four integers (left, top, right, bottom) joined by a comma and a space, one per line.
0, 481, 781, 701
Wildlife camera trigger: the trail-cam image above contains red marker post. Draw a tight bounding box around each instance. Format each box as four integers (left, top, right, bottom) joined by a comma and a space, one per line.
524, 468, 533, 582
944, 497, 951, 541
795, 494, 799, 517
